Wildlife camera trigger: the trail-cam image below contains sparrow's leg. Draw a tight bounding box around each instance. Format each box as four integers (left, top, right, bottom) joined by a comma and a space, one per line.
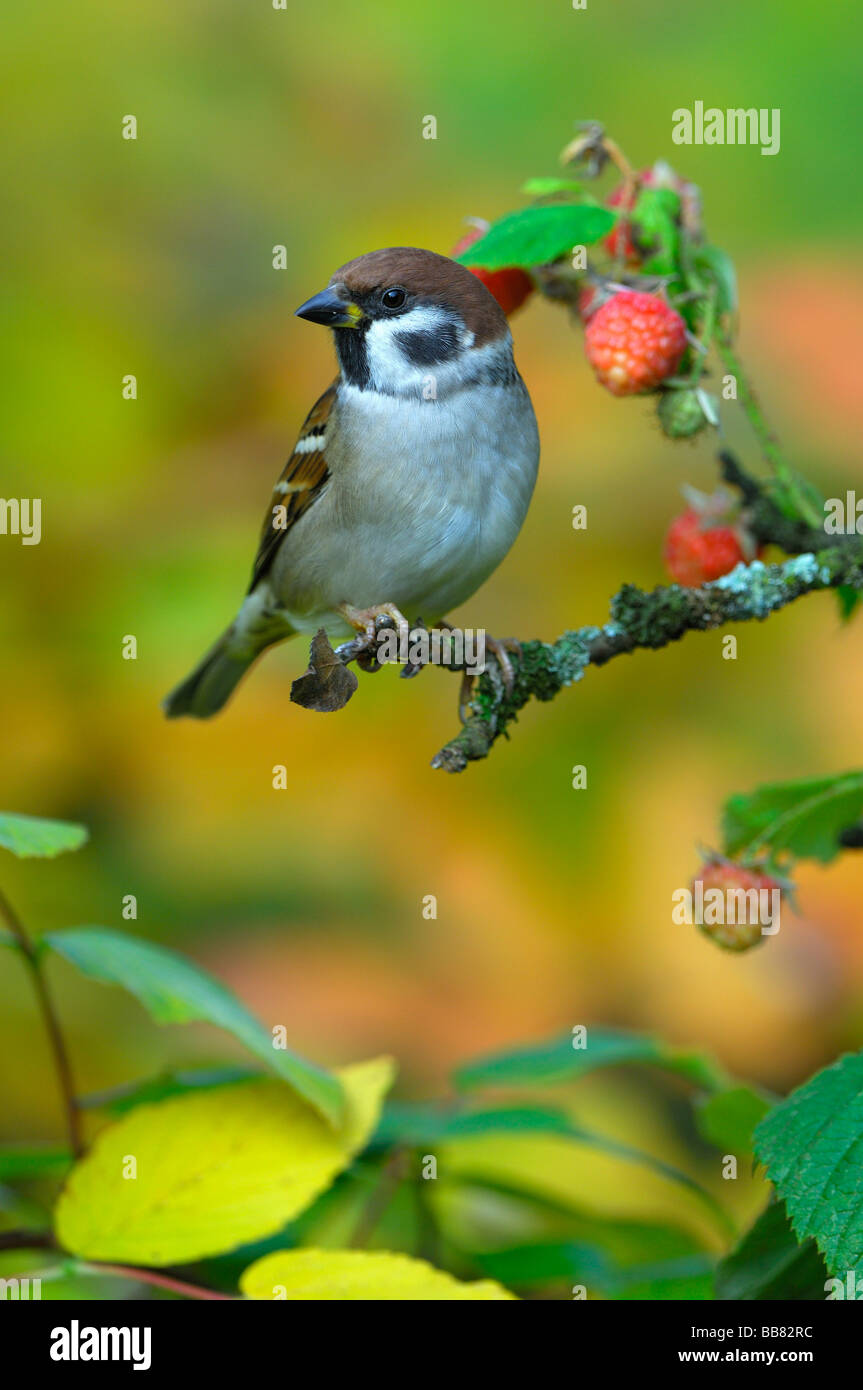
484, 636, 522, 694
335, 602, 412, 668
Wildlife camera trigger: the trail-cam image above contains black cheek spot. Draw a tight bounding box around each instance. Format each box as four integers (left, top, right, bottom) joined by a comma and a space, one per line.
394, 325, 460, 367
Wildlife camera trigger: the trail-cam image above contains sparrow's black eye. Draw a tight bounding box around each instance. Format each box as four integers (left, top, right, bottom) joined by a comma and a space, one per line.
380, 286, 407, 311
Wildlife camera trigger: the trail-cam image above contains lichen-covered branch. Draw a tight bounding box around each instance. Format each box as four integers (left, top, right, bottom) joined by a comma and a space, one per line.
432, 542, 863, 773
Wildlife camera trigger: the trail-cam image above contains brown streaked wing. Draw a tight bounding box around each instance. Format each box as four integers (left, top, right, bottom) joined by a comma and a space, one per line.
248, 380, 338, 591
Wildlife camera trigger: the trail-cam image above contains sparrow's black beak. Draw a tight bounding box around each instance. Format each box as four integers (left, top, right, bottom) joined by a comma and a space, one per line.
294, 288, 363, 329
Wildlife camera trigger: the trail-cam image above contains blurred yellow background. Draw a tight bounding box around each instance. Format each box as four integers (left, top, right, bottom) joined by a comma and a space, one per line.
2, 0, 862, 1234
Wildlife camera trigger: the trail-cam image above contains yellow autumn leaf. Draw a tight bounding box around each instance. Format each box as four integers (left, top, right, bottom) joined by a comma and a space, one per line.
240, 1249, 517, 1300
55, 1057, 394, 1266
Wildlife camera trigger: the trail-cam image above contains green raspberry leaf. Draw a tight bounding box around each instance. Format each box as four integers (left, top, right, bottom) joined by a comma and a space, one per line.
455, 203, 616, 271
722, 771, 863, 865
715, 1200, 827, 1300
754, 1051, 863, 1279
44, 927, 344, 1125
0, 812, 88, 859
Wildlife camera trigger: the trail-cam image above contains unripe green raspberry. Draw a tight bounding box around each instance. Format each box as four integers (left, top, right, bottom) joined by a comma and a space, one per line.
657, 388, 706, 438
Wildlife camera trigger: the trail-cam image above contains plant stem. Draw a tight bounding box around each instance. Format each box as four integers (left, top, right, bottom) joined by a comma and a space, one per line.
79, 1262, 237, 1300
0, 887, 83, 1157
714, 331, 823, 528
349, 1148, 409, 1248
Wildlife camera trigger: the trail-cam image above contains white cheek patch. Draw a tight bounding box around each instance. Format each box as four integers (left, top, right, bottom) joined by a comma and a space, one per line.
365, 307, 473, 392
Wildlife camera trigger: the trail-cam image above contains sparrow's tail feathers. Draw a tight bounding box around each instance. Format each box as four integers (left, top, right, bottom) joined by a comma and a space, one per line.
163, 600, 294, 719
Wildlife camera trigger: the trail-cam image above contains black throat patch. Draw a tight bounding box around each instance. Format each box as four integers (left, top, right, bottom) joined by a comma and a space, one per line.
334, 326, 371, 389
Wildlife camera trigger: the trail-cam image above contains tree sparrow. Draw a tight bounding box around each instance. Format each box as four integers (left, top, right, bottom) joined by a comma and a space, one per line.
163, 247, 540, 718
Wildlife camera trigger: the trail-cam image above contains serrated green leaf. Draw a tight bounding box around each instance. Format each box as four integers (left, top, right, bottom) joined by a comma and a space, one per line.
754, 1051, 863, 1279
454, 1027, 728, 1092
714, 1200, 827, 1300
695, 1086, 771, 1155
722, 772, 863, 864
55, 1059, 394, 1265
240, 1248, 516, 1300
44, 927, 343, 1125
0, 812, 88, 859
455, 203, 616, 271
693, 244, 738, 316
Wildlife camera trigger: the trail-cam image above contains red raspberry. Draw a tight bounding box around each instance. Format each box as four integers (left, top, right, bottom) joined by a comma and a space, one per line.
452, 225, 534, 316
664, 506, 761, 586
585, 291, 687, 396
691, 860, 783, 952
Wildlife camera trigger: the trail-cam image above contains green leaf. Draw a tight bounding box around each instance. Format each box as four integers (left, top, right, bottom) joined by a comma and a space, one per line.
0, 812, 88, 859
693, 244, 738, 316
520, 177, 584, 197
454, 203, 616, 271
608, 1255, 715, 1301
455, 1027, 728, 1092
715, 1200, 827, 1300
477, 1240, 614, 1288
722, 771, 863, 865
44, 927, 343, 1125
754, 1051, 863, 1278
695, 1086, 771, 1155
77, 1065, 261, 1116
240, 1248, 516, 1300
837, 585, 862, 622
0, 1146, 72, 1181
55, 1058, 394, 1265
382, 1100, 730, 1236
376, 1101, 578, 1145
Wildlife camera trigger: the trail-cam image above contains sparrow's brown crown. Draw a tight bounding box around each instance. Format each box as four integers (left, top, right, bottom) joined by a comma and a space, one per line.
330, 247, 508, 346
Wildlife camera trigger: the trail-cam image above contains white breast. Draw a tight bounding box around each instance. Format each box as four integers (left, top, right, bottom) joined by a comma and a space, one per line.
268, 357, 540, 631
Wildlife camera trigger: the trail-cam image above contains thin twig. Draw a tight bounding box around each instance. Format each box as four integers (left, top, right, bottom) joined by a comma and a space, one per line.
79, 1262, 238, 1301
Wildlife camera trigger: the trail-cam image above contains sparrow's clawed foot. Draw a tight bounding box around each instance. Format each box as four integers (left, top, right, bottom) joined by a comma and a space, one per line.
485, 636, 522, 695
334, 602, 412, 671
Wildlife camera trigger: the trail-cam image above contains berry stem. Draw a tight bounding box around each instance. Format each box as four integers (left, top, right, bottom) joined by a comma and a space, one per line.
714, 330, 823, 529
